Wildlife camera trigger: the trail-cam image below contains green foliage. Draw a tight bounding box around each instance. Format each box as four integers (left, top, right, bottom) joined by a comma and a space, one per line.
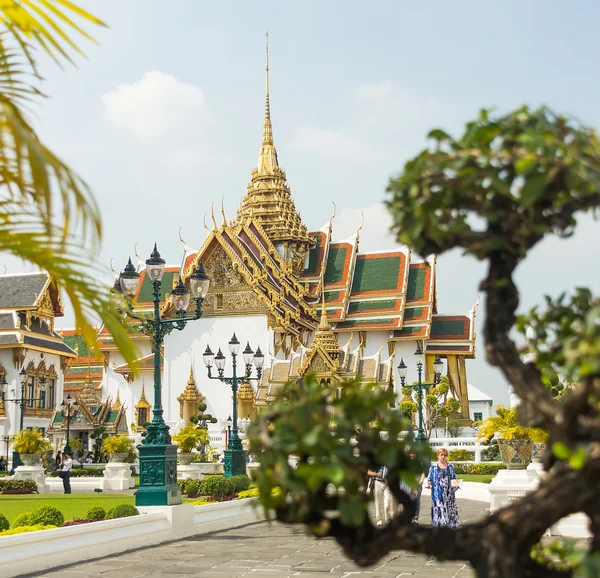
102, 435, 135, 455
0, 513, 9, 531
13, 512, 33, 528
106, 504, 139, 519
202, 475, 235, 498
0, 479, 38, 493
86, 506, 106, 521
0, 524, 56, 536
531, 538, 600, 576
448, 449, 474, 461
172, 425, 208, 453
386, 106, 600, 260
518, 289, 600, 384
481, 441, 501, 462
49, 469, 104, 478
90, 425, 109, 462
12, 430, 51, 454
68, 438, 83, 454
247, 374, 429, 530
477, 405, 546, 442
230, 475, 251, 493
178, 479, 202, 496
29, 505, 64, 527
452, 463, 506, 475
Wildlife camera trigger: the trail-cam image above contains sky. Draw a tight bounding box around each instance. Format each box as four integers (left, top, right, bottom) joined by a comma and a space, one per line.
10, 0, 600, 406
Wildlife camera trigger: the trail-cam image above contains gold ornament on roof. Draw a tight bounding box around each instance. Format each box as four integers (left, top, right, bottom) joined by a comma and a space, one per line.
113, 390, 121, 410
237, 380, 255, 401
234, 32, 313, 273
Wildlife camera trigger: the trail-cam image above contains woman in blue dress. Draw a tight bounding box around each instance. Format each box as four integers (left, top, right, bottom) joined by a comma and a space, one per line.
426, 447, 459, 528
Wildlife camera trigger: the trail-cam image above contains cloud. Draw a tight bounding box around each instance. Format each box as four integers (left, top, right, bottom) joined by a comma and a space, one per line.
290, 126, 381, 164
102, 71, 207, 144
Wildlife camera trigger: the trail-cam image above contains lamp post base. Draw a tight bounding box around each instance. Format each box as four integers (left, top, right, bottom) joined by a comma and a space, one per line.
135, 444, 182, 506
10, 451, 22, 475
223, 448, 246, 478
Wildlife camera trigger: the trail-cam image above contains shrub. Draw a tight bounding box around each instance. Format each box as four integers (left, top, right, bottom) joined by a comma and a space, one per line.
448, 449, 474, 462
106, 504, 139, 519
202, 475, 235, 499
2, 488, 34, 495
230, 475, 251, 493
49, 469, 104, 478
180, 480, 200, 496
12, 430, 51, 454
0, 524, 56, 536
86, 506, 106, 521
237, 487, 259, 499
0, 479, 38, 493
13, 512, 33, 528
0, 513, 9, 531
30, 505, 64, 527
102, 435, 135, 455
64, 519, 94, 526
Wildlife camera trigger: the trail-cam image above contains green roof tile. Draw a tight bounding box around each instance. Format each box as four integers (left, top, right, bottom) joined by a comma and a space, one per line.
347, 299, 398, 314
324, 247, 348, 285
351, 256, 401, 294
304, 234, 324, 276
406, 266, 427, 301
137, 271, 178, 303
403, 307, 425, 320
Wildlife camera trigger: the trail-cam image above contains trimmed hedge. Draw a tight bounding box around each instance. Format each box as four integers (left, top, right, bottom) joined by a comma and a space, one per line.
202, 475, 235, 498
452, 463, 506, 475
448, 449, 475, 461
230, 475, 251, 493
0, 479, 38, 494
0, 513, 9, 531
49, 469, 104, 478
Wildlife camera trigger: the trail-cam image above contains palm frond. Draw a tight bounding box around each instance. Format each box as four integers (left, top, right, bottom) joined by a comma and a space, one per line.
0, 0, 105, 70
0, 201, 139, 365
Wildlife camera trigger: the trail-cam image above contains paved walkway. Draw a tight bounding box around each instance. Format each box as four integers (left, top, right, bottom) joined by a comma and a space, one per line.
32, 497, 487, 578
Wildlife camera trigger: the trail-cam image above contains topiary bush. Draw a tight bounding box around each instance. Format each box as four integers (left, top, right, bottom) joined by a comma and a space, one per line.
230, 475, 251, 493
106, 504, 139, 519
0, 513, 9, 531
13, 512, 33, 528
86, 506, 106, 521
202, 475, 235, 499
30, 505, 64, 527
182, 480, 200, 496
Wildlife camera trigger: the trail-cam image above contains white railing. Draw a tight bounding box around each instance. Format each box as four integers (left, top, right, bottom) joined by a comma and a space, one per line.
429, 436, 485, 462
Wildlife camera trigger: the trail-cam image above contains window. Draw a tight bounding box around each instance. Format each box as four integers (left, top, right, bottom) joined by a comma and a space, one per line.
138, 408, 148, 426
48, 379, 56, 409
27, 376, 35, 407
473, 412, 483, 422
39, 388, 46, 409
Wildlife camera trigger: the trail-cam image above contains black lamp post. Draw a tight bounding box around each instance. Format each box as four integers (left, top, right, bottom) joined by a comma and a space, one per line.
118, 244, 210, 506
61, 394, 78, 455
1, 368, 47, 473
203, 335, 264, 477
397, 346, 443, 442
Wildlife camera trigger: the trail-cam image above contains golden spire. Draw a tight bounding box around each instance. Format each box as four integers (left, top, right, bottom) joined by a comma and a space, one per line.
234, 33, 314, 271
113, 390, 121, 410
319, 284, 330, 331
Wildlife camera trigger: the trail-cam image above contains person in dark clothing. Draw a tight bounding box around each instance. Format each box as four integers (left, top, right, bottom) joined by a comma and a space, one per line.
61, 452, 72, 494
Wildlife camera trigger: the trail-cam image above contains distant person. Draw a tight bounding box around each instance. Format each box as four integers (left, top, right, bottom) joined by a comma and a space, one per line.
61, 452, 73, 494
55, 451, 62, 469
367, 466, 388, 526
426, 448, 459, 528
410, 450, 426, 524
0, 456, 5, 472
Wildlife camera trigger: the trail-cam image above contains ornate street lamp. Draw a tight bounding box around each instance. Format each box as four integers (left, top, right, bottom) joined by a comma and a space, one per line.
1, 367, 47, 473
203, 336, 264, 477
397, 346, 444, 442
118, 245, 210, 506
61, 394, 78, 455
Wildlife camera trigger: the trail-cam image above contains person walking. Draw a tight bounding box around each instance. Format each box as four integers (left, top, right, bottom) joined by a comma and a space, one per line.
426, 448, 459, 528
367, 466, 388, 526
61, 452, 72, 494
410, 451, 426, 524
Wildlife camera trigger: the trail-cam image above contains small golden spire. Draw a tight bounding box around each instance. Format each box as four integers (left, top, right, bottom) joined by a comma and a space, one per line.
113, 389, 121, 410
319, 279, 329, 330
188, 364, 194, 384
263, 31, 273, 146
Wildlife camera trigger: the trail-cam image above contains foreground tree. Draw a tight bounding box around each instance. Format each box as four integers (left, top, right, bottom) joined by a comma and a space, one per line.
0, 1, 137, 364
248, 106, 600, 578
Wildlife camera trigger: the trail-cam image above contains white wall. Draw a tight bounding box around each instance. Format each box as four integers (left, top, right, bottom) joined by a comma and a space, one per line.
163, 314, 269, 430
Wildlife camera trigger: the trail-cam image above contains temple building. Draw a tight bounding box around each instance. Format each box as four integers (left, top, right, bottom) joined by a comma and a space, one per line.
61, 43, 477, 440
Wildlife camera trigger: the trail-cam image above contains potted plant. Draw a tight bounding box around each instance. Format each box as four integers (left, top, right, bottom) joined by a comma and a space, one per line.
172, 426, 207, 465
13, 430, 51, 465
477, 405, 543, 470
102, 435, 135, 463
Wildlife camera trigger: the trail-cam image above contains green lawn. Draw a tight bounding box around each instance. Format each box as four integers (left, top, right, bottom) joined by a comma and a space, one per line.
457, 474, 494, 484
0, 494, 135, 525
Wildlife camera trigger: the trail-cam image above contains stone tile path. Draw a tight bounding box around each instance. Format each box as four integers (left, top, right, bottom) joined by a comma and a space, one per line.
31, 497, 487, 578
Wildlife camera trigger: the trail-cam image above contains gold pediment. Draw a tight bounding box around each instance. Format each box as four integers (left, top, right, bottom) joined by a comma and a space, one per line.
204, 245, 247, 290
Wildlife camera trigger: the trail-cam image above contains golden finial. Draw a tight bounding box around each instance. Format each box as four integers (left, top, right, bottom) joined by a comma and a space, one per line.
188, 363, 194, 384
211, 202, 218, 230
203, 214, 210, 232
221, 196, 227, 227
134, 243, 142, 272
263, 31, 273, 146
319, 274, 329, 330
